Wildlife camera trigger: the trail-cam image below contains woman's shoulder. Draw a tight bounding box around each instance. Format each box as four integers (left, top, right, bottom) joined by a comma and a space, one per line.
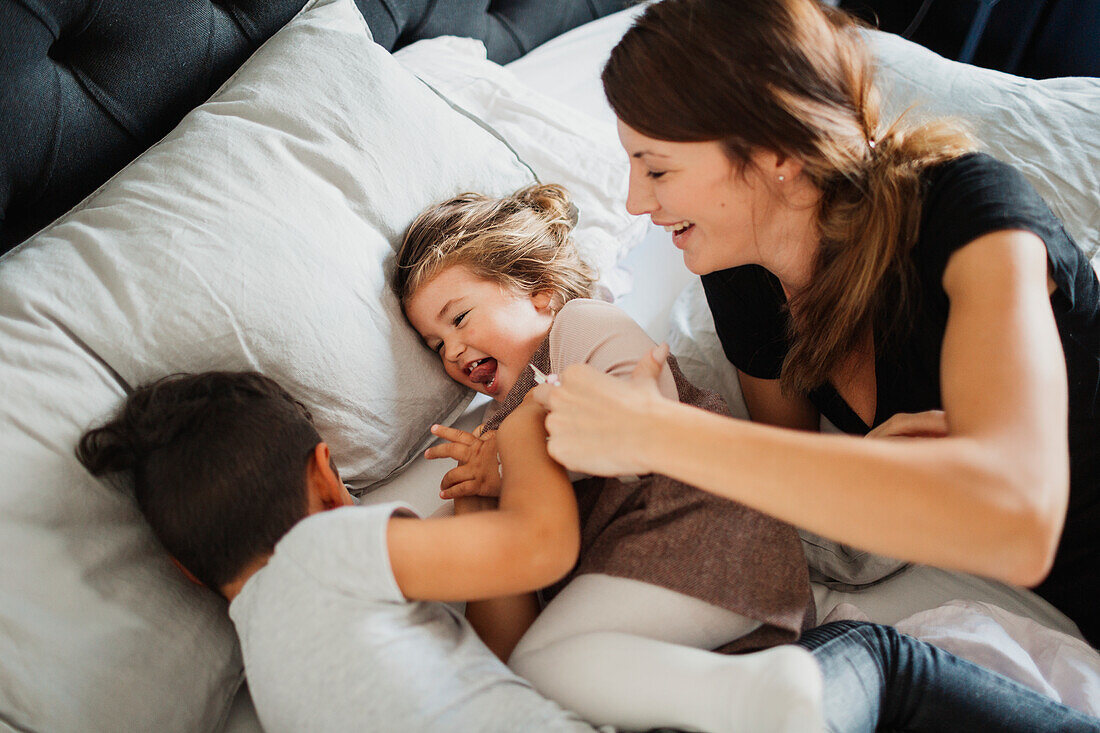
922, 152, 1028, 201
916, 152, 1071, 274
920, 151, 1058, 220
926, 150, 1007, 175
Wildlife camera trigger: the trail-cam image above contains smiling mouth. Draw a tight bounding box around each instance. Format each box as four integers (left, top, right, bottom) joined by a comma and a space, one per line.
669, 222, 695, 246
466, 357, 498, 392
663, 220, 693, 234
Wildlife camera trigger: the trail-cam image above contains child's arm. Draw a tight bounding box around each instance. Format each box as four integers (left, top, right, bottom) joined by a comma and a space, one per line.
449, 495, 542, 661
386, 394, 578, 602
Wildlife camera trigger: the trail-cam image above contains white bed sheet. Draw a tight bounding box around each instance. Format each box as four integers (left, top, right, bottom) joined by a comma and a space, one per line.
224, 4, 1097, 729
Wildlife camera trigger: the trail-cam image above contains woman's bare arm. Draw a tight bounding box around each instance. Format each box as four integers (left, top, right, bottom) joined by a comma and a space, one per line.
541, 230, 1068, 585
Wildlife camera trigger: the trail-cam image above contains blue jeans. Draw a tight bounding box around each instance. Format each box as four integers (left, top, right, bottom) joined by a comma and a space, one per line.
798, 621, 1100, 732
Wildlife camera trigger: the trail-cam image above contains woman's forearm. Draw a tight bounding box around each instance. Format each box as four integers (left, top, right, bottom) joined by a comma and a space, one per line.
640, 398, 1064, 585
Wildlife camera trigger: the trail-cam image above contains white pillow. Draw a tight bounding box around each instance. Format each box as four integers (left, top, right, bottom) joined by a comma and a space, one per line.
869, 29, 1100, 260
0, 0, 536, 729
503, 4, 643, 125
394, 36, 647, 298
665, 282, 750, 421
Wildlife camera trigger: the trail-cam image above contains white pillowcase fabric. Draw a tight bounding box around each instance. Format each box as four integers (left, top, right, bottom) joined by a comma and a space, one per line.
895, 600, 1100, 716
0, 0, 537, 729
869, 29, 1099, 259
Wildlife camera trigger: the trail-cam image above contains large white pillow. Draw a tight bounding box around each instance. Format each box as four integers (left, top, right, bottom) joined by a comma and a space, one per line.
394, 36, 647, 298
0, 0, 536, 729
869, 29, 1100, 259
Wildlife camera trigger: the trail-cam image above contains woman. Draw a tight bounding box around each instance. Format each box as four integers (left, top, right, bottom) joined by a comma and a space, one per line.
534, 0, 1100, 648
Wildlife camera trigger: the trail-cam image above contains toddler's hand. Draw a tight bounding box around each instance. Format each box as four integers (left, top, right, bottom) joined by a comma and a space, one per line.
425, 423, 502, 500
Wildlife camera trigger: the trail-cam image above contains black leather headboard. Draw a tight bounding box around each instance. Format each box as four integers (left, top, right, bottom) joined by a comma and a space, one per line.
0, 0, 625, 255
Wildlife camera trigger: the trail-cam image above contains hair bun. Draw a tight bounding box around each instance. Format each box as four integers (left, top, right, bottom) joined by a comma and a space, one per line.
514, 183, 579, 229
397, 181, 596, 307
76, 423, 142, 476
76, 374, 205, 477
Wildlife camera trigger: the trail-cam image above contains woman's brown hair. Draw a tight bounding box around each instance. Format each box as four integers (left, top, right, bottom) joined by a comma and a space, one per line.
395, 183, 596, 308
603, 0, 977, 393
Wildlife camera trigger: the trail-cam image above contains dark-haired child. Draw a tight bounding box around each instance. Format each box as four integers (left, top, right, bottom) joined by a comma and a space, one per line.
77, 371, 597, 733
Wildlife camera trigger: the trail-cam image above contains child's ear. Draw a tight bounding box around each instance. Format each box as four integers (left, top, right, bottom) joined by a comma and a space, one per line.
531, 289, 557, 313
305, 442, 355, 513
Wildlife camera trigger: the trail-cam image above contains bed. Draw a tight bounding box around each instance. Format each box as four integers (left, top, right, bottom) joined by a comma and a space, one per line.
1, 1, 1099, 731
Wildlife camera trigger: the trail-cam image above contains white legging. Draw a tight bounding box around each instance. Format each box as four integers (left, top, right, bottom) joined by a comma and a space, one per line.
507, 574, 823, 733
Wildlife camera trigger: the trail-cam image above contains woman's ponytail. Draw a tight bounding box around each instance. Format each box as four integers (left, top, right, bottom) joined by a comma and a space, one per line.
775, 10, 977, 393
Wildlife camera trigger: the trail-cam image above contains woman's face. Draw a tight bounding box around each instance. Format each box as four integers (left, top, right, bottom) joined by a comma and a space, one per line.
404, 264, 555, 402
617, 120, 786, 276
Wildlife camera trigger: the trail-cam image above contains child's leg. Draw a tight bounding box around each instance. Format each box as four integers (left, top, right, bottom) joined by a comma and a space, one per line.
508, 574, 823, 733
799, 621, 1100, 733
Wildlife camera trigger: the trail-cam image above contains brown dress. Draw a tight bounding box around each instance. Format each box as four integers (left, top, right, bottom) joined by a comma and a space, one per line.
481, 300, 814, 652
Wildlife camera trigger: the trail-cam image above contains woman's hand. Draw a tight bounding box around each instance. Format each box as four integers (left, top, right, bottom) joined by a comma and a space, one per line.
532, 343, 671, 476
425, 423, 501, 500
866, 410, 948, 440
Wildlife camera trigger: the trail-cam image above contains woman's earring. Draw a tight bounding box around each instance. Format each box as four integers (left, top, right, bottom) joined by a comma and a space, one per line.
777, 175, 785, 182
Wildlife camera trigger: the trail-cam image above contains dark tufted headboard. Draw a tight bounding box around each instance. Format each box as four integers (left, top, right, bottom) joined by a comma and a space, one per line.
0, 0, 625, 255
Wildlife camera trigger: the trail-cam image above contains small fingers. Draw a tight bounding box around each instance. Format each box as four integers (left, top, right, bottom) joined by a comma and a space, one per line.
440, 480, 484, 500
440, 465, 475, 490
429, 423, 478, 446
424, 442, 471, 462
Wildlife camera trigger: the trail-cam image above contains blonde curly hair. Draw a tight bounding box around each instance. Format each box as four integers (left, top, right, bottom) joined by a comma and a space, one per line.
395, 183, 596, 309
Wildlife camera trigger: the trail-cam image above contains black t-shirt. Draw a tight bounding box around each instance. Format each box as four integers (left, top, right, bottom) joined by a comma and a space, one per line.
702, 153, 1100, 645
